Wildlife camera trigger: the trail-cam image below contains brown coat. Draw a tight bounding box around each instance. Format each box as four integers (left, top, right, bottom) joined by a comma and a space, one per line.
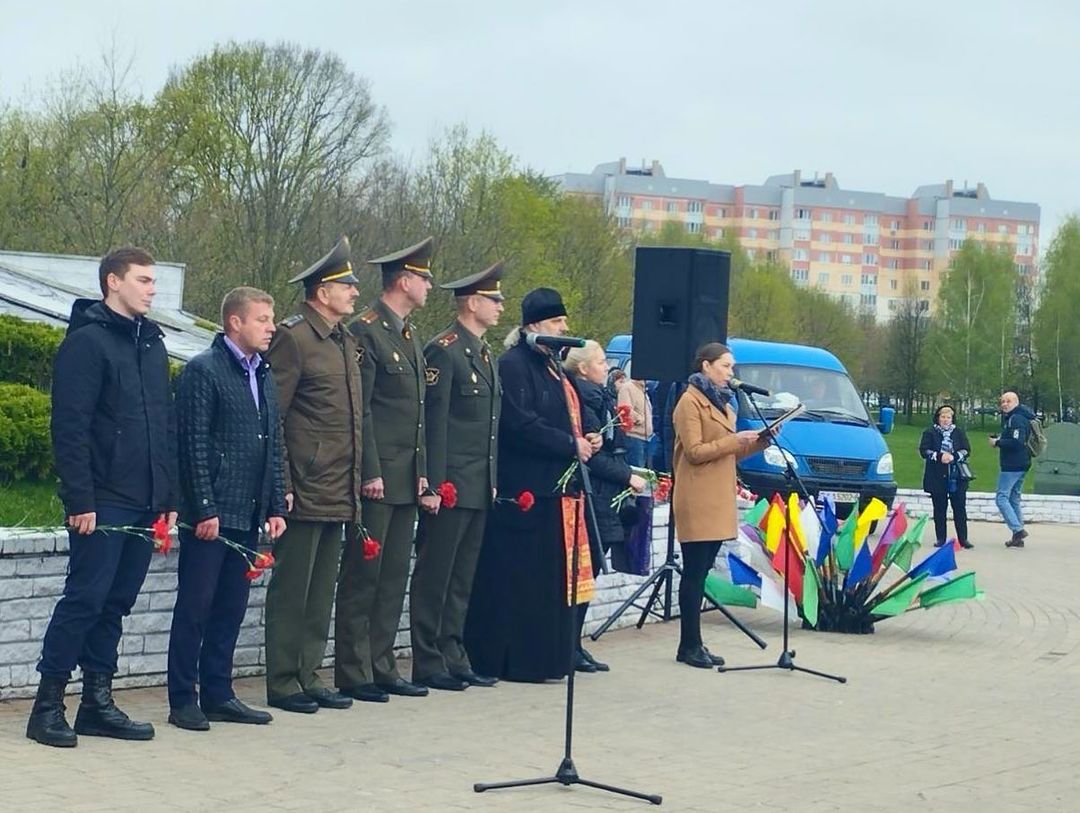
671, 386, 767, 543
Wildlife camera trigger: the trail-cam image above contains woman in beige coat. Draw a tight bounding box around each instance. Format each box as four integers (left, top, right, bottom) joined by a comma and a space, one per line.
672, 343, 771, 669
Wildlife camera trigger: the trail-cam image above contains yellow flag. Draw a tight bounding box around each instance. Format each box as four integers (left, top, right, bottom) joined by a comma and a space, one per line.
853, 497, 888, 553
787, 492, 807, 552
764, 495, 786, 554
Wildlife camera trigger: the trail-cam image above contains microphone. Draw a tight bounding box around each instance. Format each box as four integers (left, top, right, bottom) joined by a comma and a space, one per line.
525, 332, 587, 350
729, 377, 770, 397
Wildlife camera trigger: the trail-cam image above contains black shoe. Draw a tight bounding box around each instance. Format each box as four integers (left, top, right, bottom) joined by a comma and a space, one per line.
676, 646, 714, 669
579, 648, 610, 672
959, 540, 975, 550
74, 672, 154, 740
1005, 534, 1025, 548
417, 673, 468, 692
451, 669, 498, 688
26, 676, 77, 748
934, 540, 946, 548
701, 645, 725, 667
267, 692, 319, 714
573, 650, 598, 673
202, 697, 272, 725
376, 678, 429, 697
168, 703, 210, 731
1019, 528, 1029, 539
340, 683, 390, 703
305, 688, 353, 709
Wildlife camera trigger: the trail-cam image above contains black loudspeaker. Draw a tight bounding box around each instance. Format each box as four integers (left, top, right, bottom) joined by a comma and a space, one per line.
630, 247, 731, 381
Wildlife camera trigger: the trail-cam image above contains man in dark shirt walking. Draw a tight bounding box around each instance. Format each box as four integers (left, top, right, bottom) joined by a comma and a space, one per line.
28, 247, 177, 748
167, 287, 288, 730
991, 390, 1035, 548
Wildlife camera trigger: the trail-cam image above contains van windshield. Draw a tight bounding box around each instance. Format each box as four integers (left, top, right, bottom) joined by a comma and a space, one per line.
734, 364, 871, 424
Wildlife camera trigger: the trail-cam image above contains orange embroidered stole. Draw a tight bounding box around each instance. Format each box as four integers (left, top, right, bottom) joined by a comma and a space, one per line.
559, 374, 595, 605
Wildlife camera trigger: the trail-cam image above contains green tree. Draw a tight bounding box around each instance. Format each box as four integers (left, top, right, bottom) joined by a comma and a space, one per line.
1033, 216, 1080, 418
879, 284, 931, 418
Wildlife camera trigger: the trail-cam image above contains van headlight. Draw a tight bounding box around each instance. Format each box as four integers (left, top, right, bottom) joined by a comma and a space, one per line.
876, 453, 894, 475
763, 446, 797, 469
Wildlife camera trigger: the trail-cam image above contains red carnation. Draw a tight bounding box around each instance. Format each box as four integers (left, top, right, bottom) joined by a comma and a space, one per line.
152, 516, 171, 554
244, 567, 261, 581
363, 535, 382, 560
616, 403, 634, 432
437, 481, 458, 510
516, 490, 536, 512
654, 477, 672, 503
255, 551, 275, 569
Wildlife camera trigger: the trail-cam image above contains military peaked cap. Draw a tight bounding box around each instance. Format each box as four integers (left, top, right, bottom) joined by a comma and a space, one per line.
368, 236, 435, 281
289, 235, 358, 289
440, 260, 505, 301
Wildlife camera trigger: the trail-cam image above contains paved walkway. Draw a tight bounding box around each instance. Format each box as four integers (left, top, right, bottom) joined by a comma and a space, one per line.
1, 520, 1077, 812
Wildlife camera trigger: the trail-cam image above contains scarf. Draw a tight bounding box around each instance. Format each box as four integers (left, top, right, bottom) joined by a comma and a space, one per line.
688, 372, 735, 414
935, 424, 955, 454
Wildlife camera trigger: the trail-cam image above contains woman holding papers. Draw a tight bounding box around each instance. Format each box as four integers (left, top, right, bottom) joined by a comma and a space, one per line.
671, 343, 771, 669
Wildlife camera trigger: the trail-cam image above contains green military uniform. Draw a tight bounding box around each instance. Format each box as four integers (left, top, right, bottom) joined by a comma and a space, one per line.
263, 237, 362, 712
335, 237, 433, 695
410, 263, 503, 686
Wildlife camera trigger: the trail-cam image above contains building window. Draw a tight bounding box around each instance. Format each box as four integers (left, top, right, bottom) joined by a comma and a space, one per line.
796, 208, 811, 220
817, 232, 830, 243
890, 279, 898, 290
747, 249, 756, 260
714, 228, 724, 238
666, 201, 678, 214
860, 293, 877, 308
977, 222, 986, 233
923, 240, 934, 251
922, 260, 932, 270
616, 216, 631, 228
842, 213, 856, 225
795, 228, 810, 241
1017, 224, 1028, 236
950, 218, 966, 230
768, 210, 780, 221
792, 268, 809, 282
842, 233, 854, 244
887, 259, 900, 269
713, 207, 727, 218
997, 224, 1009, 234
841, 254, 853, 265
817, 252, 831, 263
923, 220, 933, 231
819, 211, 832, 223
841, 274, 854, 286
793, 248, 809, 261
919, 280, 930, 291
1016, 264, 1031, 275
861, 273, 876, 285
749, 208, 759, 219
890, 239, 901, 250
818, 272, 829, 285
748, 228, 758, 239
863, 254, 877, 265
949, 238, 964, 250
864, 233, 878, 245
688, 201, 703, 214
617, 195, 631, 208
864, 214, 878, 227
687, 221, 702, 234
891, 219, 901, 230
642, 200, 653, 211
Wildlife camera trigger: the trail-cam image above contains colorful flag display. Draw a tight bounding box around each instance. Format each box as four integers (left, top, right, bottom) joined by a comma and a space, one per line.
703, 495, 982, 634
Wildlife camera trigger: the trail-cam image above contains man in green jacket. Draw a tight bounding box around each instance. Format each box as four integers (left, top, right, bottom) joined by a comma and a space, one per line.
336, 237, 433, 702
409, 262, 504, 691
262, 236, 361, 714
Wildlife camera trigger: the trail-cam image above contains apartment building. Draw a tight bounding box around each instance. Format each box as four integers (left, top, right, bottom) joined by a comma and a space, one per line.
555, 160, 1040, 320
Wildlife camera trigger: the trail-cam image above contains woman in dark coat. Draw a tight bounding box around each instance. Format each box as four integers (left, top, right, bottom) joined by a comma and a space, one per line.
564, 341, 646, 673
919, 404, 974, 549
464, 288, 598, 683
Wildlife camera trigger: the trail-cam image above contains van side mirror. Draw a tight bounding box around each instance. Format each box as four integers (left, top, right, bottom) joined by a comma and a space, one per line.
878, 406, 895, 435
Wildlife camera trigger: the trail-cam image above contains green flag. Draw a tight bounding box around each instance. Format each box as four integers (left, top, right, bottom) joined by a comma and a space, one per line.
906, 515, 930, 548
742, 498, 769, 528
919, 572, 980, 608
872, 573, 928, 617
704, 572, 757, 609
834, 517, 857, 571
802, 562, 821, 628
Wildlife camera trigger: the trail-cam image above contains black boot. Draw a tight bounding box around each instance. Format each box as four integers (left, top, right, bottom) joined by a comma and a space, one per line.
26, 676, 77, 748
74, 672, 155, 740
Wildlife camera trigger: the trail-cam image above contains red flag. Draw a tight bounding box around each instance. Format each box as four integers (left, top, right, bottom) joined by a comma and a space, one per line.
770, 531, 805, 605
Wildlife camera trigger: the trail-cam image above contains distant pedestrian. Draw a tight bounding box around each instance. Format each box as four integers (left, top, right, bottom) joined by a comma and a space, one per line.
918, 405, 972, 549
990, 391, 1035, 548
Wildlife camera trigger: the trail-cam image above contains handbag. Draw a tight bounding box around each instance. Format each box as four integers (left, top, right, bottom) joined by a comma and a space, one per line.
956, 460, 975, 482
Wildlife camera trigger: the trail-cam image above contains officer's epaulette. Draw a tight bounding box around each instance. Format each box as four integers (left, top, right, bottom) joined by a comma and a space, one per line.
357, 308, 379, 325
436, 332, 458, 348
281, 314, 305, 328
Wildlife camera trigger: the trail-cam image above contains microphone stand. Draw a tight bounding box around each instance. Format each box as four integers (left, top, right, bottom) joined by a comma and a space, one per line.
473, 346, 660, 805
717, 391, 846, 684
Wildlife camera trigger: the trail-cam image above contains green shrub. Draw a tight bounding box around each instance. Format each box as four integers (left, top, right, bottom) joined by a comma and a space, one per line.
0, 314, 65, 390
0, 383, 52, 482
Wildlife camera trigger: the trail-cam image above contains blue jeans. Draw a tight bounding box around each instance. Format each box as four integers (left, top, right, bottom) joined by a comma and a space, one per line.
624, 436, 649, 469
38, 505, 157, 678
995, 471, 1027, 533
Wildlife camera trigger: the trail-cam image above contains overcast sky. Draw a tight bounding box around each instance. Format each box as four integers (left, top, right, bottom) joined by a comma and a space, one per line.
3, 1, 1078, 246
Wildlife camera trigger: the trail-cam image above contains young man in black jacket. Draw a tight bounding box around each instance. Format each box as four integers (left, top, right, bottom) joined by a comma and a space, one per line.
167, 287, 288, 731
28, 247, 178, 748
991, 391, 1034, 548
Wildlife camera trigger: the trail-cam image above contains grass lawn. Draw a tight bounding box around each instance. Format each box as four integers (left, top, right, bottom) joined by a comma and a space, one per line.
0, 479, 66, 527
884, 414, 1030, 492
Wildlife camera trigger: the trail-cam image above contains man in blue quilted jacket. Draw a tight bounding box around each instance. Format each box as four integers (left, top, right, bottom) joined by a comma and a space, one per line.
167, 287, 288, 730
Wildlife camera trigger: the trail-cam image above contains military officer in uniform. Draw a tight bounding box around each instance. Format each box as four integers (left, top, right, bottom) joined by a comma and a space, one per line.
336, 237, 434, 702
262, 236, 361, 714
409, 262, 505, 691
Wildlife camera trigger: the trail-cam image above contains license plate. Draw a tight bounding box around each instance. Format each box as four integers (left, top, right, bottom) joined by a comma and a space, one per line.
819, 490, 859, 505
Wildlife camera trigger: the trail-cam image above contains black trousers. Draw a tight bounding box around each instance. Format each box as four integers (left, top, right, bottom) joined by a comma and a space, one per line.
167, 527, 256, 709
38, 505, 156, 679
678, 540, 722, 652
930, 490, 969, 545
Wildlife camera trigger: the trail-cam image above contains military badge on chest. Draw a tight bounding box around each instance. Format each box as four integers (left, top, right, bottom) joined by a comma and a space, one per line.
425, 367, 440, 386
355, 346, 365, 365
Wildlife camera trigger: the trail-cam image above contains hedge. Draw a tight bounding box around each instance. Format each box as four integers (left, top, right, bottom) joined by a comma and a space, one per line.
0, 383, 52, 482
0, 314, 65, 391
